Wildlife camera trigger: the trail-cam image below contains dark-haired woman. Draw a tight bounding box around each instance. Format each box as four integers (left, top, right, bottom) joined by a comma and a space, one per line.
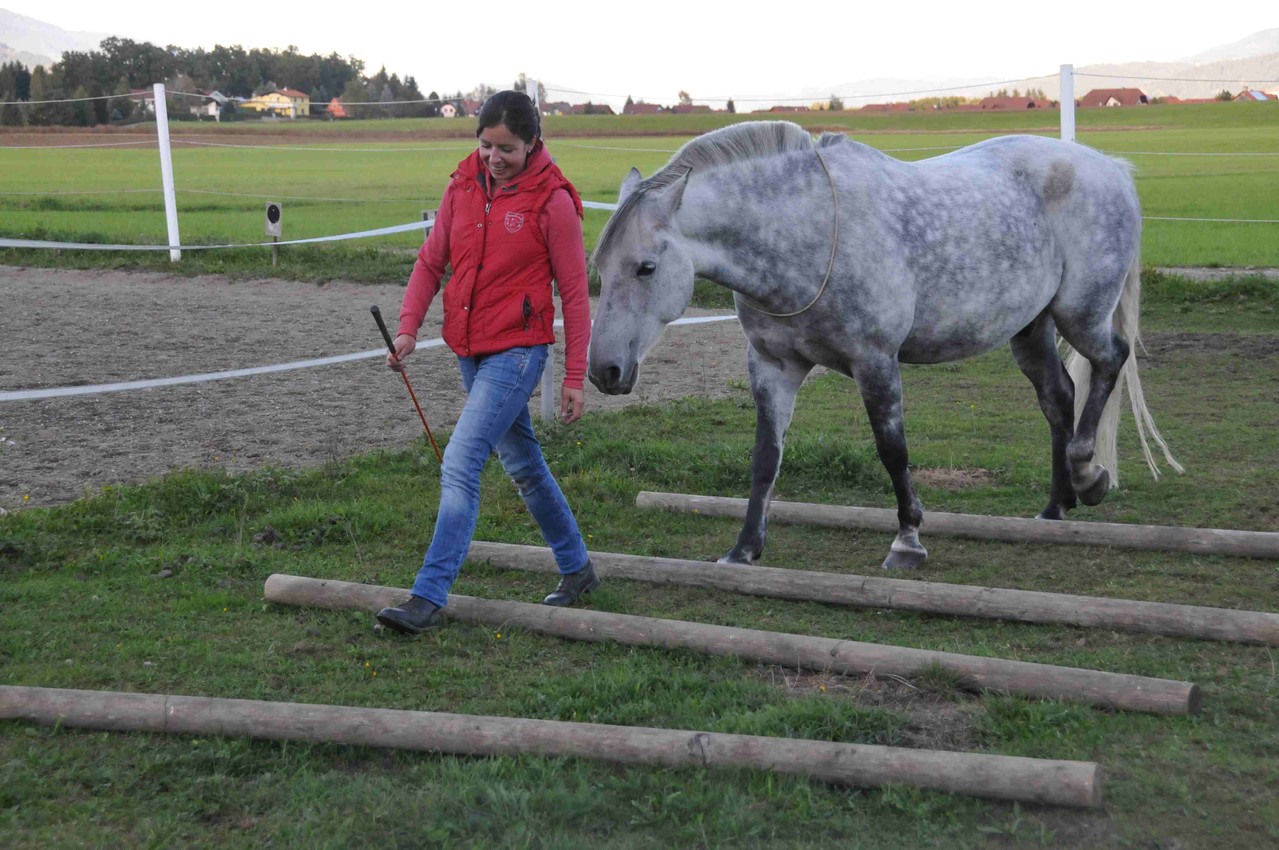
376, 90, 597, 635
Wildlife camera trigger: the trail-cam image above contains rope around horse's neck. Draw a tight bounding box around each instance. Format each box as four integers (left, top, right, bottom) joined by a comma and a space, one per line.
740, 146, 840, 318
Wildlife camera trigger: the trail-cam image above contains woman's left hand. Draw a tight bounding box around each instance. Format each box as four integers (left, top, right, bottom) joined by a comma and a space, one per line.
561, 386, 585, 424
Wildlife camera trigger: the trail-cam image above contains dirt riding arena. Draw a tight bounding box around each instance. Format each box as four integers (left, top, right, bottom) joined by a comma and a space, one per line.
0, 269, 750, 510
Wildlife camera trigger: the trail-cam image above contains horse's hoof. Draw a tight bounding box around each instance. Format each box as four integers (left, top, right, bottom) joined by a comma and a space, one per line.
1036, 505, 1067, 521
1075, 466, 1111, 507
717, 549, 757, 566
881, 547, 927, 571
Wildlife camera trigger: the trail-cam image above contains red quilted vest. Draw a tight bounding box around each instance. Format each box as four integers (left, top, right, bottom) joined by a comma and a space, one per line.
441, 142, 584, 357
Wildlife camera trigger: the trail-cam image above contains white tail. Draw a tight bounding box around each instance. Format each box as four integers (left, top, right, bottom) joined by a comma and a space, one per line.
1063, 258, 1184, 489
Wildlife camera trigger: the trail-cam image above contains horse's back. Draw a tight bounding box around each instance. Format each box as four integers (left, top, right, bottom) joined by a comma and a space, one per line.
824, 135, 1140, 363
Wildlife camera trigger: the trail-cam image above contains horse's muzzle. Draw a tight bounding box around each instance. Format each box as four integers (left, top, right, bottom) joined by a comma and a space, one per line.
588, 362, 638, 395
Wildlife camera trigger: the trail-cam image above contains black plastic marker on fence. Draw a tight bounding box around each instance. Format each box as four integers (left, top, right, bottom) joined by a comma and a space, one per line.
371, 305, 443, 463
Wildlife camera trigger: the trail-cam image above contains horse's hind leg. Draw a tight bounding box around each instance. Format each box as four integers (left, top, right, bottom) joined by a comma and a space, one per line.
853, 355, 926, 570
1010, 312, 1078, 520
1059, 321, 1130, 506
719, 345, 811, 565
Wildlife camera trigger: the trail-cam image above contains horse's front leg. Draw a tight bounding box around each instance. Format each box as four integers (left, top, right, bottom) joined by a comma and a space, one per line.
854, 356, 927, 570
719, 344, 811, 564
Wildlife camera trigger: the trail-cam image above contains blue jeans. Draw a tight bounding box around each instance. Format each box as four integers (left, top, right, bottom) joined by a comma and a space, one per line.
410, 345, 589, 607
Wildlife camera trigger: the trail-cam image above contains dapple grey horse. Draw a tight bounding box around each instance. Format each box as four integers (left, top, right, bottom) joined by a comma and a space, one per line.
588, 121, 1181, 570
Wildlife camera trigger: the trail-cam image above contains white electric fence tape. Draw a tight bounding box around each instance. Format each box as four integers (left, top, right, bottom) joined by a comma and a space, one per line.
0, 315, 737, 403
0, 220, 432, 251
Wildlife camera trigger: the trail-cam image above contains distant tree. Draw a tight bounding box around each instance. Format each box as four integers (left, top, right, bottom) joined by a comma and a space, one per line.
0, 61, 30, 126
163, 73, 198, 118
0, 92, 23, 126
110, 76, 136, 123
27, 66, 49, 124
468, 82, 497, 102
828, 94, 844, 111
624, 94, 634, 110
1215, 89, 1234, 101
1, 61, 32, 101
910, 96, 971, 110
678, 90, 692, 105
341, 77, 369, 104
513, 72, 547, 104
726, 97, 735, 113
41, 67, 75, 125
378, 82, 394, 118
69, 85, 94, 126
425, 90, 441, 117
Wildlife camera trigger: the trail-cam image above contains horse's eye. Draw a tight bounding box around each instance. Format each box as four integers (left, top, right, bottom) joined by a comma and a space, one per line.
637, 261, 657, 277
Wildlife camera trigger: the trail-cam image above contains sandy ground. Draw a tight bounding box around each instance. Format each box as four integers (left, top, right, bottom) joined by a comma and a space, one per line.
3, 265, 1276, 512
0, 268, 752, 510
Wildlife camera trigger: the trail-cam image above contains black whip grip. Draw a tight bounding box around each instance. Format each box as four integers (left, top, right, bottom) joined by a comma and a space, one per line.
370, 305, 397, 354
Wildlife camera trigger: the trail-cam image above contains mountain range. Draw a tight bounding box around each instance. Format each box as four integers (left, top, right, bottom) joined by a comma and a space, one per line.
2, 8, 1277, 105
786, 29, 1279, 105
0, 8, 109, 68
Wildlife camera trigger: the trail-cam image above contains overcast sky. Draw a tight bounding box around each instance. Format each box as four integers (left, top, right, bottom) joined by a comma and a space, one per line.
6, 1, 1275, 106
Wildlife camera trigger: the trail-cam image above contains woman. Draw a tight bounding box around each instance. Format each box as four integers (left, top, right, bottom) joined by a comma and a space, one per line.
376, 90, 597, 635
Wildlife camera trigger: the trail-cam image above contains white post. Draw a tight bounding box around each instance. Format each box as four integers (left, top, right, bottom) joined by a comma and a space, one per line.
528, 76, 558, 423
153, 83, 182, 261
1059, 64, 1076, 143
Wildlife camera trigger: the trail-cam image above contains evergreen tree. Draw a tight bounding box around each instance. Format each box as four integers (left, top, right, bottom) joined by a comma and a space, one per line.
726, 97, 735, 113
110, 76, 136, 123
69, 85, 93, 126
27, 66, 49, 125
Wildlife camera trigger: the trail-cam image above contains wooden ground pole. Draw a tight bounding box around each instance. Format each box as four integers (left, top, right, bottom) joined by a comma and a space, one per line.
263, 575, 1201, 716
635, 491, 1279, 560
465, 540, 1279, 646
0, 685, 1102, 808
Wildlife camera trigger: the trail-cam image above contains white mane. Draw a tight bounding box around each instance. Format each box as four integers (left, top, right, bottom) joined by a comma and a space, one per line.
597, 121, 841, 256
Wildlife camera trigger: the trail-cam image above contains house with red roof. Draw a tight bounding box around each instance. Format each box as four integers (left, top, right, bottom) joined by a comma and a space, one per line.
1078, 88, 1148, 107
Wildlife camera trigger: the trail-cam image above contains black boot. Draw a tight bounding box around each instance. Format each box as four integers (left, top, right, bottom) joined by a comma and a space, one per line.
542, 561, 600, 607
376, 595, 444, 634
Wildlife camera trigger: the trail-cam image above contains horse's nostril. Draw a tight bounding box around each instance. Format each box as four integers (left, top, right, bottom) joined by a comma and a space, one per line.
589, 363, 630, 395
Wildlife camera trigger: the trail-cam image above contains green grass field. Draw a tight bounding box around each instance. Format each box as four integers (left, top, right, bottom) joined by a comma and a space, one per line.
1, 102, 1277, 277
2, 105, 1279, 847
2, 272, 1277, 847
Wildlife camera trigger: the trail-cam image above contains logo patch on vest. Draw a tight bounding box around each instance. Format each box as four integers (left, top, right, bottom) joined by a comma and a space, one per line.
504, 211, 525, 233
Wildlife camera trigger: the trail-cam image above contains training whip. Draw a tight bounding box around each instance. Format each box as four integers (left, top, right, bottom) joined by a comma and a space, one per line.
371, 305, 442, 463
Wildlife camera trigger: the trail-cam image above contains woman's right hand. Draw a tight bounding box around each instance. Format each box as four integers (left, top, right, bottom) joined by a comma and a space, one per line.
387, 334, 416, 372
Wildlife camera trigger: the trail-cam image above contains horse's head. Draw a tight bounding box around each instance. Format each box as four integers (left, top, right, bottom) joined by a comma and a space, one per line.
588, 167, 695, 395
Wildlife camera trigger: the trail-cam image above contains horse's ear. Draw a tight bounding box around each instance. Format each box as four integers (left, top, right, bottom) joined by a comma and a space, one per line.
654, 168, 691, 216
618, 167, 642, 202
